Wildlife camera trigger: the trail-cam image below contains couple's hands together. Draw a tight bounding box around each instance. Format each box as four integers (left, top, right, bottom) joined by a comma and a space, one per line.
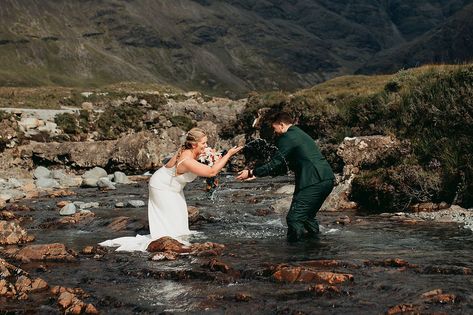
224, 146, 255, 181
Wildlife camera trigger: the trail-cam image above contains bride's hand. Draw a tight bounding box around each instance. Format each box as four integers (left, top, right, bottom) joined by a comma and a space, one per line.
227, 146, 243, 156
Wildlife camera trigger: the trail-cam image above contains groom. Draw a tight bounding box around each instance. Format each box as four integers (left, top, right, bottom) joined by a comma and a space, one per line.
237, 111, 335, 242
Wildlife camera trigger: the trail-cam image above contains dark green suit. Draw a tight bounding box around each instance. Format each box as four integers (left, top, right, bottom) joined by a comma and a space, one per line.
254, 126, 334, 241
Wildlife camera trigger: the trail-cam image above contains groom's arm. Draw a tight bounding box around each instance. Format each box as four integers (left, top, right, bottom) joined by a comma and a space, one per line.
253, 135, 292, 177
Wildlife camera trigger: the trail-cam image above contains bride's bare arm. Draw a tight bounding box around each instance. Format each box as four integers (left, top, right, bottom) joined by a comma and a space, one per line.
179, 146, 243, 177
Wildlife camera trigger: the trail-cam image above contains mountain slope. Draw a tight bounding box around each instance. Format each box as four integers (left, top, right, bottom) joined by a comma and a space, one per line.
358, 2, 473, 74
0, 0, 471, 95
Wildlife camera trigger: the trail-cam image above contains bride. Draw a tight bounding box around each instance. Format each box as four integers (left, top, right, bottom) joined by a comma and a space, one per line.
99, 127, 242, 251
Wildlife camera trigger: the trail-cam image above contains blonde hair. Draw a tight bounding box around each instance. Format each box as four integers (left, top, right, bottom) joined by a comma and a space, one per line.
176, 127, 206, 160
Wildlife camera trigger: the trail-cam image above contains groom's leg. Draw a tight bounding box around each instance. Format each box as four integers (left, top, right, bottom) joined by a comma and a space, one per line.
286, 191, 311, 242
304, 180, 335, 237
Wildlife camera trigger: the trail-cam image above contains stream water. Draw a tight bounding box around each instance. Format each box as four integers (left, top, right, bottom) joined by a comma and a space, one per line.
2, 174, 473, 314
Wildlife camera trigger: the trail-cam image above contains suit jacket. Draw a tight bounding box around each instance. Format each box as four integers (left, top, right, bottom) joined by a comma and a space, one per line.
253, 126, 334, 191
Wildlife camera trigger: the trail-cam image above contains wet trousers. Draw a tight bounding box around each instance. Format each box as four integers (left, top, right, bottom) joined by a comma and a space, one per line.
286, 179, 334, 242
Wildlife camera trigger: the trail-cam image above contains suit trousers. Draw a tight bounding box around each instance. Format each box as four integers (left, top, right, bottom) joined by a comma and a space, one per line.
286, 179, 334, 242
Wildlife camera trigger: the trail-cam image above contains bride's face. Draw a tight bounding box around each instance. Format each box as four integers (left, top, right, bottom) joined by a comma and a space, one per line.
193, 136, 208, 155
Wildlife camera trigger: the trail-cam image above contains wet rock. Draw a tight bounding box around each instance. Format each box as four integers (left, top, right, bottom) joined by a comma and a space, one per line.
59, 203, 76, 216
0, 220, 35, 245
127, 200, 145, 207
364, 258, 413, 268
150, 252, 178, 261
107, 216, 136, 231
14, 243, 77, 262
335, 215, 351, 225
273, 266, 354, 284
56, 200, 70, 208
115, 202, 125, 208
202, 258, 233, 274
81, 246, 95, 255
420, 265, 472, 275
147, 236, 190, 253
190, 242, 225, 256
254, 208, 273, 216
58, 211, 95, 225
234, 292, 252, 302
188, 206, 200, 223
421, 289, 456, 304
308, 284, 342, 296
386, 304, 419, 315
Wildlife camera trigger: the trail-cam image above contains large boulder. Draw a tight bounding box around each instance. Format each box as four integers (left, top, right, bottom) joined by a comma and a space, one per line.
13, 243, 76, 262
109, 131, 176, 172
337, 135, 403, 175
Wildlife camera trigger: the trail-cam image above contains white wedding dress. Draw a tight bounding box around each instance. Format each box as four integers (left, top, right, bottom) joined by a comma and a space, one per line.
99, 160, 198, 252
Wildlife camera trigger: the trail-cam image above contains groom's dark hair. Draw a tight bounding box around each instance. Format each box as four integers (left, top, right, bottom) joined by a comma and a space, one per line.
270, 111, 294, 125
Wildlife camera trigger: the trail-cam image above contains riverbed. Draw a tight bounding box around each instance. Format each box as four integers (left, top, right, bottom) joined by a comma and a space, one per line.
2, 174, 473, 314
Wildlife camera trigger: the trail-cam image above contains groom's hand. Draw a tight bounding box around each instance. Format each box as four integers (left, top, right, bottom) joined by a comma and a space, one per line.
236, 169, 256, 181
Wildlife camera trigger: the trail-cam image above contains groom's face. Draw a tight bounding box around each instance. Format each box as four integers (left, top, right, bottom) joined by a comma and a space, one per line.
272, 122, 285, 135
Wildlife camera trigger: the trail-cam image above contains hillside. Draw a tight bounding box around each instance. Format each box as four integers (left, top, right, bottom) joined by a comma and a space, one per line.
0, 0, 472, 95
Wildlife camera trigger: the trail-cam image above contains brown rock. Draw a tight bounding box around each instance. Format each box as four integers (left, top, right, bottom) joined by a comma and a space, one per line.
15, 243, 76, 263
81, 246, 95, 255
147, 236, 190, 253
0, 220, 35, 245
308, 284, 341, 295
0, 198, 6, 210
5, 204, 31, 212
1, 211, 16, 220
0, 279, 17, 298
421, 289, 456, 304
59, 211, 95, 225
273, 266, 353, 284
314, 271, 354, 284
273, 267, 302, 283
58, 291, 75, 309
386, 304, 418, 315
150, 252, 178, 261
30, 278, 48, 292
107, 216, 133, 231
203, 258, 233, 274
188, 206, 200, 224
85, 303, 99, 314
235, 292, 252, 302
49, 189, 76, 198
14, 275, 32, 293
57, 200, 70, 208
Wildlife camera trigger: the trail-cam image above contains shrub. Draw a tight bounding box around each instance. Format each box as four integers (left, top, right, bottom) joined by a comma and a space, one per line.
55, 113, 81, 134
169, 115, 195, 131
96, 106, 144, 139
351, 163, 443, 213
